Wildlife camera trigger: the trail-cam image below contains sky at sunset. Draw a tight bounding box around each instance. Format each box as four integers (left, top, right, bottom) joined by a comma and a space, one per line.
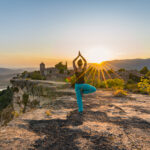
0, 0, 150, 68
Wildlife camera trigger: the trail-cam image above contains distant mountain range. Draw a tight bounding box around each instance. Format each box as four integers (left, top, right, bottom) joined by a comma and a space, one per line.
103, 58, 150, 70
0, 67, 37, 75
0, 68, 20, 75
0, 67, 37, 89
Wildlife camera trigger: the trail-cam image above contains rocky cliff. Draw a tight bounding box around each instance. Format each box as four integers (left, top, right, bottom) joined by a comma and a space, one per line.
0, 79, 74, 126
10, 79, 74, 113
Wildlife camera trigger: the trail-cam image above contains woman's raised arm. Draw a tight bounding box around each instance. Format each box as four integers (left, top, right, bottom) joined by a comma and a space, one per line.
79, 52, 87, 69
73, 54, 79, 71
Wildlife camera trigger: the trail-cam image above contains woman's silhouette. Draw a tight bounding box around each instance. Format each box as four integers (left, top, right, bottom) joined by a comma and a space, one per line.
73, 51, 96, 114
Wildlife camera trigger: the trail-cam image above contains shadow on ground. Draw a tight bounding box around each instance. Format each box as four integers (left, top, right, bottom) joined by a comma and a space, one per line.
26, 110, 123, 150
125, 105, 150, 114
23, 93, 150, 150
24, 107, 150, 150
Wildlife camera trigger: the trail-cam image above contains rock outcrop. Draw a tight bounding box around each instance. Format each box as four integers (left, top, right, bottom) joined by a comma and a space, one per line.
10, 79, 73, 113
0, 79, 73, 126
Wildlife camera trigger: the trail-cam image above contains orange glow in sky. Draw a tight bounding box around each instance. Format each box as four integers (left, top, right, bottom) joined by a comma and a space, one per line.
0, 0, 150, 68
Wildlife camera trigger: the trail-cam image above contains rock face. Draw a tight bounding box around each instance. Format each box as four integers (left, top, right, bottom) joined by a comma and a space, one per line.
0, 89, 150, 149
0, 79, 73, 126
10, 79, 73, 114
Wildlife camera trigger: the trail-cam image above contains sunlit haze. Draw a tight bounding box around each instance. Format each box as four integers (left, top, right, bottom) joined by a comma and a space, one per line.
0, 0, 150, 68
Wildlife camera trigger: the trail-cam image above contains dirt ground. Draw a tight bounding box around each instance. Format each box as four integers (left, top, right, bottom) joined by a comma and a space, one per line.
0, 90, 150, 150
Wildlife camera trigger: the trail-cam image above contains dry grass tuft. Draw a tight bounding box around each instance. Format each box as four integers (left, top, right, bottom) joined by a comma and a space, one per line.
113, 89, 128, 97
45, 110, 52, 116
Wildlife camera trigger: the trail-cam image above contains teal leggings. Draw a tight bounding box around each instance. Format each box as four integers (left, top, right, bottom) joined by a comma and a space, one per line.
75, 83, 96, 112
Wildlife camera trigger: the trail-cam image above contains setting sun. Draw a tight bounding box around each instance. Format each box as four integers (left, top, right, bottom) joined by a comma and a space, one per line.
84, 47, 114, 63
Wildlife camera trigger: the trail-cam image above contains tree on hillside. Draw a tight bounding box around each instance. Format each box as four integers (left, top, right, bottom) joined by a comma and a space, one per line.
55, 62, 67, 74
22, 93, 29, 113
30, 71, 45, 80
0, 87, 13, 111
107, 69, 114, 74
21, 71, 29, 78
118, 68, 125, 72
129, 73, 141, 82
140, 66, 149, 74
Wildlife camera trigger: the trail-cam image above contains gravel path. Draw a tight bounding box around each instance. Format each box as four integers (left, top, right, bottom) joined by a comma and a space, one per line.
0, 90, 150, 150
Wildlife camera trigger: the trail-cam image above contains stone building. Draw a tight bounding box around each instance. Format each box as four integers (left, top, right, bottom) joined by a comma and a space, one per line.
44, 67, 59, 76
40, 62, 45, 76
39, 62, 71, 81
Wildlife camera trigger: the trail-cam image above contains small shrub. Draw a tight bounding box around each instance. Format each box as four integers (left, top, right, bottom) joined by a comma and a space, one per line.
138, 78, 150, 95
30, 100, 39, 108
21, 71, 28, 78
125, 83, 140, 93
0, 105, 14, 126
129, 73, 141, 82
127, 79, 135, 84
107, 69, 114, 74
140, 66, 149, 74
106, 78, 125, 89
19, 108, 23, 114
94, 80, 106, 88
55, 62, 67, 74
70, 75, 76, 87
65, 77, 71, 83
118, 68, 125, 72
22, 93, 29, 113
0, 87, 13, 111
29, 71, 45, 80
146, 71, 150, 78
113, 90, 128, 97
22, 93, 29, 106
45, 110, 52, 116
13, 87, 19, 93
12, 111, 19, 118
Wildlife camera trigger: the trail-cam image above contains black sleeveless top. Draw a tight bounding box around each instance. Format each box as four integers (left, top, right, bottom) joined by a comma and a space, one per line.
75, 70, 85, 84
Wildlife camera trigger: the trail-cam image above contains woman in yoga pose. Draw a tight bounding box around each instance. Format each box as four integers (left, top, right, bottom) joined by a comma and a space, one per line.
73, 51, 96, 114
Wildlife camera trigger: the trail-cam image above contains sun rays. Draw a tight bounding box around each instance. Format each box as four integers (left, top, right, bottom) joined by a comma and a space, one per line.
73, 61, 123, 88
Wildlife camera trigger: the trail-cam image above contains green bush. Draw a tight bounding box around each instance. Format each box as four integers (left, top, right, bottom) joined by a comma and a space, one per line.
71, 74, 125, 89
0, 87, 13, 111
106, 78, 125, 89
146, 71, 150, 78
21, 71, 46, 80
86, 78, 124, 89
55, 62, 67, 74
0, 105, 14, 126
125, 83, 140, 93
92, 80, 106, 88
70, 75, 76, 87
22, 93, 29, 105
140, 66, 149, 74
21, 71, 28, 78
127, 79, 135, 84
107, 69, 114, 74
22, 93, 29, 112
118, 68, 125, 72
13, 87, 19, 93
138, 78, 150, 94
29, 71, 45, 80
129, 73, 141, 82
